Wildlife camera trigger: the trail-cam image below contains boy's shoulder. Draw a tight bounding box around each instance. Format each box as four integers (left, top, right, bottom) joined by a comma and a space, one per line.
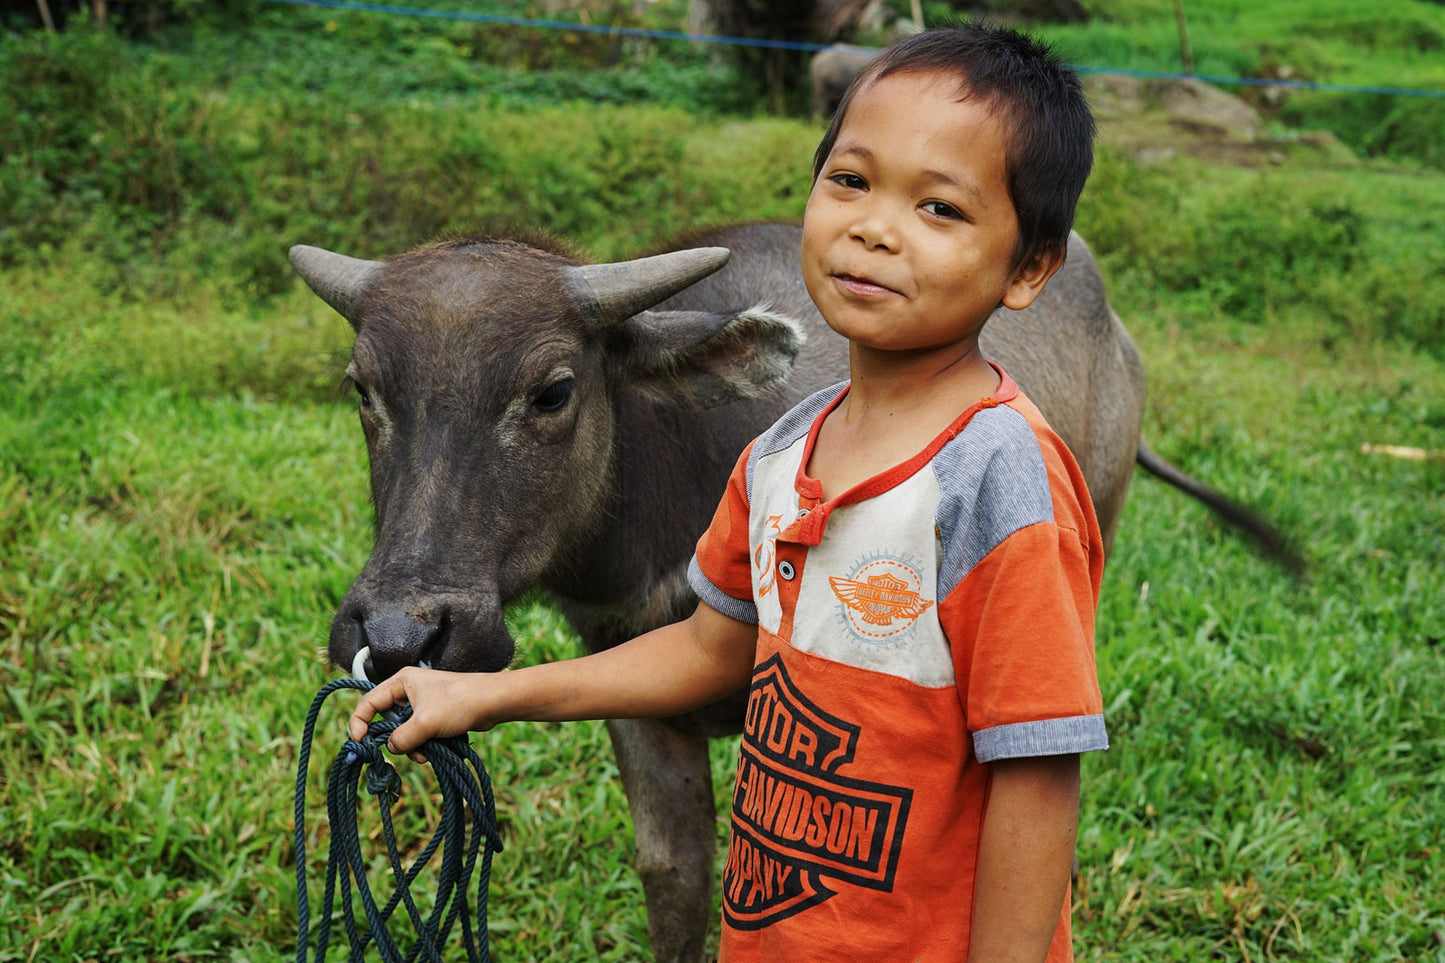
932, 380, 1098, 593
933, 372, 1066, 485
744, 381, 849, 480
933, 390, 1058, 520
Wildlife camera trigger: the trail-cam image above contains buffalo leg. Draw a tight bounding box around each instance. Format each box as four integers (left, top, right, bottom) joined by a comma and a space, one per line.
605, 716, 718, 963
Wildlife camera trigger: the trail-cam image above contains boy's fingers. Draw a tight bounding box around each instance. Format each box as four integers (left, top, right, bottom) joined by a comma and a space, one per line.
347, 709, 373, 742
385, 722, 421, 756
347, 673, 405, 740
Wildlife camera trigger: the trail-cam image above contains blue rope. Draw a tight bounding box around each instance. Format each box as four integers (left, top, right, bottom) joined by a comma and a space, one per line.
260, 0, 1445, 100
294, 678, 504, 963
1072, 64, 1445, 101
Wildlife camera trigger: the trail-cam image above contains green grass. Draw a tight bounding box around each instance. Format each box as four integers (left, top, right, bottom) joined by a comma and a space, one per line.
1053, 0, 1445, 170
1055, 0, 1445, 86
5, 248, 1442, 960
2, 3, 1444, 960
1080, 316, 1445, 961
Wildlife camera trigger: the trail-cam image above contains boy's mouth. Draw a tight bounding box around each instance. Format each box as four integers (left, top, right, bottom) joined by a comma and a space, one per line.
833, 272, 900, 297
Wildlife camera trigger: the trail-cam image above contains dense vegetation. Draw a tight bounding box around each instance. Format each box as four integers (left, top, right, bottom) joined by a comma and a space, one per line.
2, 1, 1442, 959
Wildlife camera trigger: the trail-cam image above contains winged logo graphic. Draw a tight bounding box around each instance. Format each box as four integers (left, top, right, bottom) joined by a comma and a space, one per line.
828, 572, 934, 626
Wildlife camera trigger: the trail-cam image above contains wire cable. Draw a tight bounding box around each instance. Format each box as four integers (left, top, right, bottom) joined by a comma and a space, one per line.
260, 0, 1445, 99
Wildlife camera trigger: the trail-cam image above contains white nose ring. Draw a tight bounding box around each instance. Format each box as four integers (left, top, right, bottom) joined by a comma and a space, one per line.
351, 646, 372, 683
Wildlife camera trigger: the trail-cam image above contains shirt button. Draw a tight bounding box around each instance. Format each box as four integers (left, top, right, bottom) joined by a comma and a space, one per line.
778, 560, 796, 581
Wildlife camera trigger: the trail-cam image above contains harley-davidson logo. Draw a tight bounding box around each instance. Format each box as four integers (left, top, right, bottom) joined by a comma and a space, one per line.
829, 554, 934, 645
722, 655, 912, 929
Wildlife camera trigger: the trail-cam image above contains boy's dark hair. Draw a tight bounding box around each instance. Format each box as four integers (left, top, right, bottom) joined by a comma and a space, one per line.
811, 21, 1095, 272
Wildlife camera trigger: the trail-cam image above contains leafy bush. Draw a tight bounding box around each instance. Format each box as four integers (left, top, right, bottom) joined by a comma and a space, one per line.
1076, 151, 1445, 358
3, 5, 1442, 363
1171, 191, 1363, 318
0, 28, 247, 253
0, 0, 266, 35
1357, 93, 1445, 169
0, 24, 764, 299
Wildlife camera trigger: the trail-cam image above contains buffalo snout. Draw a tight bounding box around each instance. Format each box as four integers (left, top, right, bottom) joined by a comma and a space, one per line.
330, 595, 515, 680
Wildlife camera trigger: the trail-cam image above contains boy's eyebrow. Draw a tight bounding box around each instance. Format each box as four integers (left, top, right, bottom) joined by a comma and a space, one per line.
832, 143, 984, 200
918, 167, 983, 200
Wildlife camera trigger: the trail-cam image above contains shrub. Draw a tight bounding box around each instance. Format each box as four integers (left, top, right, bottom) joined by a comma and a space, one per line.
1076, 152, 1443, 358
1359, 94, 1445, 169
1177, 192, 1363, 319
0, 27, 246, 255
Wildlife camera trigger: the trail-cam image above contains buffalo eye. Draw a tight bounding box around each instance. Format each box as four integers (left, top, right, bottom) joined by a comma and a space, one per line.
531, 377, 575, 414
354, 381, 373, 409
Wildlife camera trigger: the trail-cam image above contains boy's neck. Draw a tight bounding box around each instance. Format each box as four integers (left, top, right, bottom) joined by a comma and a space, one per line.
806, 338, 1001, 502
841, 338, 1000, 422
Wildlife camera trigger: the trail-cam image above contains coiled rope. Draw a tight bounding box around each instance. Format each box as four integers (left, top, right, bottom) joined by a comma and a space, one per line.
294, 678, 504, 962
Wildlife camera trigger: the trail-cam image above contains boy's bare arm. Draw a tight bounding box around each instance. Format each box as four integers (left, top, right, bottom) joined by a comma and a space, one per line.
346, 602, 757, 755
968, 754, 1081, 961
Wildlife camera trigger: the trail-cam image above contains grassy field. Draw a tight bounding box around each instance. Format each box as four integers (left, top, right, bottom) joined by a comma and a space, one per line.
2, 1, 1444, 960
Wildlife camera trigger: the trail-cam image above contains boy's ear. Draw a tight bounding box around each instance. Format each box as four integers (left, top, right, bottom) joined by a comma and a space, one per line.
1000, 242, 1066, 312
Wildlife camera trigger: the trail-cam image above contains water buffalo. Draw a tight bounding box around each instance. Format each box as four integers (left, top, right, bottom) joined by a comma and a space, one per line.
810, 45, 879, 118
290, 222, 1284, 962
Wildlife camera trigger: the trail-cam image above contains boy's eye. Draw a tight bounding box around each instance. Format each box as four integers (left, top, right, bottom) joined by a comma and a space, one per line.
923, 200, 963, 220
828, 173, 867, 191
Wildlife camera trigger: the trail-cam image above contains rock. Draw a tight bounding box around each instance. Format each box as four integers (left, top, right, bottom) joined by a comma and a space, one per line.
1155, 77, 1261, 137
1082, 73, 1356, 168
1086, 74, 1261, 139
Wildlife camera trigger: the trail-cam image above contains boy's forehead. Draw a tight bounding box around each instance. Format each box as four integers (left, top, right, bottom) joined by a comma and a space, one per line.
837, 70, 1010, 146
837, 72, 1007, 149
858, 68, 976, 109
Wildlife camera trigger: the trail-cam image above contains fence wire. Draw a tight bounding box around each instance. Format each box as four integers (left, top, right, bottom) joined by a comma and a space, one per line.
262, 0, 1445, 100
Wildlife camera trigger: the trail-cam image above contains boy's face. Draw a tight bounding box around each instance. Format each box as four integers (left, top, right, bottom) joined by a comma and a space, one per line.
802, 71, 1055, 355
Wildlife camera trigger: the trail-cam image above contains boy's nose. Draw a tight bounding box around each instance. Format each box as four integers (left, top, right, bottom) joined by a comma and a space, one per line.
848, 208, 900, 251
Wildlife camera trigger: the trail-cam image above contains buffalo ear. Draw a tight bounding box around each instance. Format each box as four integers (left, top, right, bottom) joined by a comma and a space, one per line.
615, 305, 806, 408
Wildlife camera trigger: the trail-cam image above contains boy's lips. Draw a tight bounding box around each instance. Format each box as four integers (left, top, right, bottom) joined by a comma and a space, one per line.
832, 272, 902, 297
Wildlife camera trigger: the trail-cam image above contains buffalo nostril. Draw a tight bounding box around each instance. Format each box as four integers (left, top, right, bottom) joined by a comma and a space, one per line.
360, 612, 443, 679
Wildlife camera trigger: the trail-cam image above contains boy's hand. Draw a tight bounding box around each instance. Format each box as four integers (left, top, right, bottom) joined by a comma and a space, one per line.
348, 666, 489, 758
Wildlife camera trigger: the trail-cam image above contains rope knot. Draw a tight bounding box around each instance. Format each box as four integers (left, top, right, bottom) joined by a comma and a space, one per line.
365, 756, 402, 800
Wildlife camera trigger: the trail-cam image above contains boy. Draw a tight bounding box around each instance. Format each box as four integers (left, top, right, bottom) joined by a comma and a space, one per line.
350, 22, 1107, 961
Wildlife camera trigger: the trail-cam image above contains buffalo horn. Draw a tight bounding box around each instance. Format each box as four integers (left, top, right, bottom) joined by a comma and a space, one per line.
289, 245, 384, 321
565, 247, 731, 326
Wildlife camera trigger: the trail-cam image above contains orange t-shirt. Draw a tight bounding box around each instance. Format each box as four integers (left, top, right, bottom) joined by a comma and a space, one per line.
687, 370, 1107, 961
